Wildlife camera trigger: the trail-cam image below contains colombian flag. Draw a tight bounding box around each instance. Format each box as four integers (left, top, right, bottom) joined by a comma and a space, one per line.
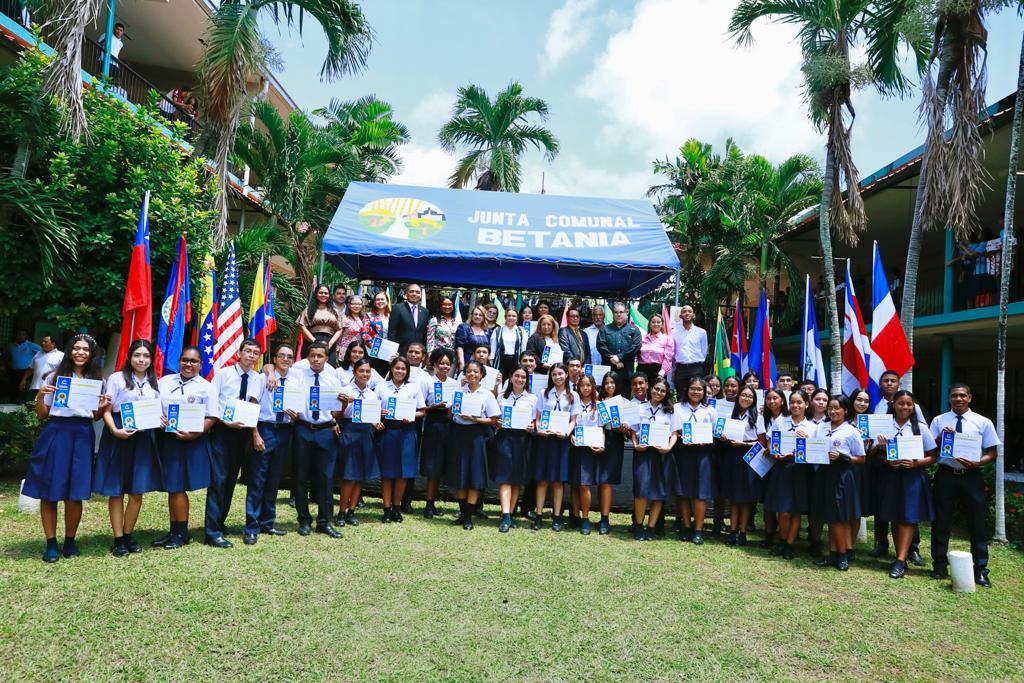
248, 257, 270, 354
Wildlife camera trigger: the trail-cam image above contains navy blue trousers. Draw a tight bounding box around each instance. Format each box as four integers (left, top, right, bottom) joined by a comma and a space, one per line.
293, 422, 337, 527
205, 424, 249, 540
245, 423, 292, 534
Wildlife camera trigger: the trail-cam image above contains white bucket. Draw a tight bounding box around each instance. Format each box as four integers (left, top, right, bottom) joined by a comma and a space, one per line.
949, 550, 976, 593
18, 479, 40, 514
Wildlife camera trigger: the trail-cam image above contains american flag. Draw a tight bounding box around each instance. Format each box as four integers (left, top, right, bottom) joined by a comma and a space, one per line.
213, 243, 243, 369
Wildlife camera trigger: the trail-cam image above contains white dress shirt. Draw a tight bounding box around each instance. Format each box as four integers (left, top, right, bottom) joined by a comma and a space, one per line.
210, 364, 261, 416
293, 365, 341, 425
929, 409, 1000, 470
29, 349, 64, 390
670, 322, 708, 364
582, 324, 602, 367
157, 373, 218, 419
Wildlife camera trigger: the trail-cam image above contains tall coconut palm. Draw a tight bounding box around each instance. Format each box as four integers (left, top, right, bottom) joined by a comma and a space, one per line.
729, 0, 929, 389
198, 0, 373, 246
899, 1, 992, 389
34, 0, 102, 142
315, 95, 410, 182
438, 82, 560, 192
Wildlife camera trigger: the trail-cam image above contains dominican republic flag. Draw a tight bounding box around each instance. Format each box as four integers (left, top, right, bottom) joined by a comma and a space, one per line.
247, 256, 271, 353
869, 242, 914, 405
842, 260, 871, 397
194, 263, 217, 380
747, 289, 776, 388
115, 191, 153, 367
800, 274, 828, 390
154, 236, 191, 378
213, 243, 243, 369
730, 297, 748, 376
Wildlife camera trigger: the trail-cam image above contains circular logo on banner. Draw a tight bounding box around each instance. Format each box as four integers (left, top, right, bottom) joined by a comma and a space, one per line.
358, 197, 445, 240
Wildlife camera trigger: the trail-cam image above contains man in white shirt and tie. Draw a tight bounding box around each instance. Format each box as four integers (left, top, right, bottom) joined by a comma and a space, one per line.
582, 305, 605, 368
670, 305, 708, 392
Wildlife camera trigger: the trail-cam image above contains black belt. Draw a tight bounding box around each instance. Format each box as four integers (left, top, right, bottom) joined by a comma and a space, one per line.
258, 420, 294, 428
298, 420, 335, 431
941, 465, 979, 476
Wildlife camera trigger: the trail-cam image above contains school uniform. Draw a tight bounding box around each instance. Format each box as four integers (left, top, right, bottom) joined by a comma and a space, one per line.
419, 375, 459, 479
630, 401, 679, 501
763, 417, 813, 514
531, 388, 581, 483
22, 374, 100, 502
94, 372, 163, 496
852, 415, 874, 516
597, 408, 626, 486
335, 364, 384, 390
205, 364, 261, 542
445, 385, 500, 491
338, 383, 380, 482
244, 370, 294, 534
875, 418, 936, 524
727, 413, 766, 504
929, 410, 999, 571
376, 380, 425, 479
570, 400, 602, 486
810, 421, 864, 522
673, 402, 715, 501
493, 390, 537, 486
292, 366, 342, 529
157, 373, 217, 493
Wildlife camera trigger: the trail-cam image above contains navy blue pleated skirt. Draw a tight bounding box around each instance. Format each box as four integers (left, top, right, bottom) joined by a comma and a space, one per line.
875, 466, 934, 524
419, 413, 450, 478
865, 457, 886, 516
570, 442, 599, 486
159, 431, 212, 493
712, 441, 731, 498
764, 461, 809, 514
22, 417, 94, 502
728, 444, 762, 504
492, 430, 532, 485
532, 435, 570, 483
339, 421, 380, 481
596, 429, 624, 485
378, 420, 419, 479
445, 422, 490, 490
93, 414, 163, 496
810, 461, 862, 522
632, 449, 666, 501
677, 444, 714, 501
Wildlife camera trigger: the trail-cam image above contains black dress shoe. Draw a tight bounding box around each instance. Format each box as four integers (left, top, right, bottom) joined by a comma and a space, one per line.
401, 501, 414, 514
151, 532, 174, 547
724, 532, 738, 546
868, 542, 889, 558
711, 520, 724, 536
462, 518, 474, 530
243, 533, 258, 545
760, 534, 775, 549
769, 541, 785, 556
124, 534, 143, 554
975, 568, 992, 588
836, 554, 850, 571
163, 535, 187, 550
315, 525, 343, 539
678, 528, 693, 542
908, 548, 925, 567
781, 544, 795, 560
815, 552, 838, 567
334, 514, 346, 528
61, 538, 80, 558
692, 532, 704, 546
42, 545, 61, 563
474, 507, 487, 520
345, 511, 359, 526
499, 516, 512, 533
888, 560, 907, 579
262, 527, 287, 536
531, 517, 542, 531
930, 564, 949, 580
551, 518, 564, 532
297, 525, 312, 536
737, 532, 748, 547
205, 536, 233, 549
382, 508, 393, 524
392, 507, 404, 523
634, 526, 646, 541
423, 504, 435, 519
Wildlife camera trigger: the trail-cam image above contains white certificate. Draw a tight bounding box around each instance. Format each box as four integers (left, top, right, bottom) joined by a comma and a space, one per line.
575, 425, 605, 448
120, 399, 162, 431
481, 367, 499, 391
454, 391, 485, 417
353, 397, 382, 424
540, 409, 571, 435
710, 399, 735, 420
166, 403, 205, 433
755, 390, 766, 410
794, 437, 830, 465
886, 435, 925, 461
385, 396, 417, 422
857, 414, 896, 439
584, 364, 611, 383
743, 442, 774, 478
715, 417, 747, 441
541, 344, 563, 366
770, 432, 798, 456
319, 390, 343, 414
596, 395, 624, 425
939, 432, 982, 462
680, 421, 713, 445
639, 422, 671, 448
613, 402, 641, 427
368, 337, 400, 360
528, 373, 548, 394
501, 404, 533, 430
52, 376, 102, 412
274, 383, 306, 414
223, 399, 259, 427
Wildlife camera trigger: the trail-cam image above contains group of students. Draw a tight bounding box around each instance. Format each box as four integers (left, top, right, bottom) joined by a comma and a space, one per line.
20, 329, 1001, 588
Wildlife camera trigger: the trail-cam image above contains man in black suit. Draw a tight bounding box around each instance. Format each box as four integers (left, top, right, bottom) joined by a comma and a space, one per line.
387, 283, 429, 355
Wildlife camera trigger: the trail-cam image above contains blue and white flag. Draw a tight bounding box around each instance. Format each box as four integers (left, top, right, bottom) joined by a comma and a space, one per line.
800, 274, 827, 391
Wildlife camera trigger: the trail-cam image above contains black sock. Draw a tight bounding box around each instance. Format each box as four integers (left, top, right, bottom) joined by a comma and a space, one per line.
64, 535, 76, 543
46, 537, 58, 550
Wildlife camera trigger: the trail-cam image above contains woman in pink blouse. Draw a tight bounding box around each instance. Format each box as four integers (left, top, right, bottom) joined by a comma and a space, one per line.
337, 295, 369, 359
636, 313, 675, 385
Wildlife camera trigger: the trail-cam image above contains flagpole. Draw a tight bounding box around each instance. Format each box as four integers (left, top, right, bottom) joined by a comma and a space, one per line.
801, 274, 810, 383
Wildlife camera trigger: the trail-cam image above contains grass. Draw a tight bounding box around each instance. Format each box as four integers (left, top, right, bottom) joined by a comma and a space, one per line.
1, 481, 1022, 682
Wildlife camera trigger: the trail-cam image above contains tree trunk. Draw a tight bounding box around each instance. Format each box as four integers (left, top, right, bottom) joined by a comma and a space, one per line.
820, 143, 842, 391
993, 31, 1023, 543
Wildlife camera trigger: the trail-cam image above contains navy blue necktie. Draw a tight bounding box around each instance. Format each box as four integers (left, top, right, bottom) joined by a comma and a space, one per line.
955, 415, 963, 433
238, 372, 248, 400
312, 372, 320, 421
277, 377, 285, 423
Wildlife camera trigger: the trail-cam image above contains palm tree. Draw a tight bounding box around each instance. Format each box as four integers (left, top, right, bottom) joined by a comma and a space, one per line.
729, 0, 929, 389
36, 0, 102, 142
0, 174, 77, 284
315, 96, 410, 183
197, 0, 373, 246
438, 82, 560, 192
899, 2, 992, 389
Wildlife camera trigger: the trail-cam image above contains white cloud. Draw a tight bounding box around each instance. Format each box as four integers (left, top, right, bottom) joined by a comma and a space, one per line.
540, 0, 598, 73
392, 144, 455, 188
523, 154, 654, 200
578, 0, 823, 163
407, 91, 455, 137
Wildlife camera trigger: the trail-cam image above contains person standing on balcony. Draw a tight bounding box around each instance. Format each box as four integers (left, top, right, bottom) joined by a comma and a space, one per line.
98, 22, 126, 64
670, 305, 708, 392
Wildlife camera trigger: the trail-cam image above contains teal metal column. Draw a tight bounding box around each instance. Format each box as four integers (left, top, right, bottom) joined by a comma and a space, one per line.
101, 0, 117, 78
940, 336, 953, 412
942, 229, 954, 314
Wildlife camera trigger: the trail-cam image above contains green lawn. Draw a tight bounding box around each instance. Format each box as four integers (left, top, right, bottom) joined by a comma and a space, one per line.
1, 482, 1021, 682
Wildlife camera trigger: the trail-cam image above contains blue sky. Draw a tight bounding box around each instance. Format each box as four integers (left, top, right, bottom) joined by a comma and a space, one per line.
265, 0, 1024, 199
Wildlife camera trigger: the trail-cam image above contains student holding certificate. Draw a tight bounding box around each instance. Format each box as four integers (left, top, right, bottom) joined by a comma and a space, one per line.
723, 386, 766, 547
530, 364, 580, 531
94, 340, 164, 557
23, 334, 108, 563
870, 390, 937, 579
848, 388, 874, 551
446, 361, 500, 530
154, 346, 218, 549
568, 375, 603, 535
376, 357, 426, 523
337, 359, 383, 528
595, 373, 628, 535
764, 390, 814, 560
759, 389, 789, 549
335, 340, 384, 390
672, 377, 715, 545
493, 368, 537, 532
629, 376, 678, 541
711, 375, 742, 535
420, 349, 459, 519
805, 388, 831, 558
928, 383, 1000, 587
811, 395, 865, 571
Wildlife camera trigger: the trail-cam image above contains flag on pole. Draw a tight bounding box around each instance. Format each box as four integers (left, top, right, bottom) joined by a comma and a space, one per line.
264, 261, 277, 337
515, 291, 523, 313
116, 191, 153, 367
629, 302, 648, 333
493, 295, 506, 325
747, 289, 776, 388
730, 298, 748, 376
247, 257, 270, 353
452, 289, 463, 324
213, 243, 243, 369
661, 302, 670, 328
869, 241, 914, 405
713, 307, 736, 379
842, 260, 871, 397
194, 257, 217, 380
154, 235, 191, 378
800, 274, 827, 390
559, 298, 569, 328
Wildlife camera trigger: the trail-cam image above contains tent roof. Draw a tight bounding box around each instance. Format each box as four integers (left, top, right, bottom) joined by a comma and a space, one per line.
321, 182, 679, 297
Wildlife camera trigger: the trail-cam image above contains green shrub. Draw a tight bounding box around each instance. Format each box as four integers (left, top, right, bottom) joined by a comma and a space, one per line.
0, 406, 43, 475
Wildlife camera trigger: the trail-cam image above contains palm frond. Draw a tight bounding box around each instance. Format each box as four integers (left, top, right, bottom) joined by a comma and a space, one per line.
0, 173, 77, 283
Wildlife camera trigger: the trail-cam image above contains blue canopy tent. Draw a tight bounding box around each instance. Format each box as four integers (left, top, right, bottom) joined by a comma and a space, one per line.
321, 182, 679, 297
